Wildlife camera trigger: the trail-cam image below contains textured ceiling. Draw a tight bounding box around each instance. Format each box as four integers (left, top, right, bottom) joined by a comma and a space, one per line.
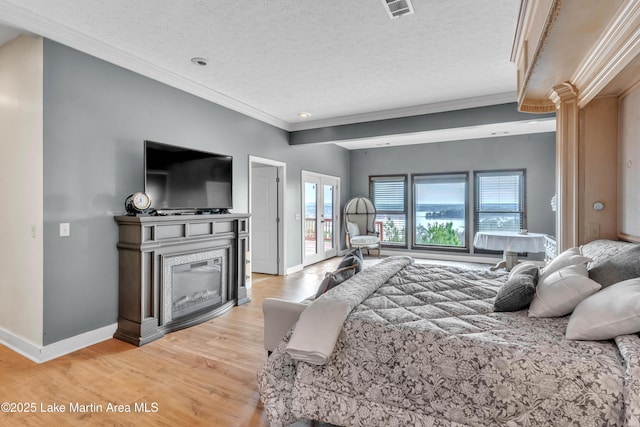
0, 0, 522, 132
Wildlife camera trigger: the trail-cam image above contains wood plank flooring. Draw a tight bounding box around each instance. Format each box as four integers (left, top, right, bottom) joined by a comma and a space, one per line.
0, 258, 343, 427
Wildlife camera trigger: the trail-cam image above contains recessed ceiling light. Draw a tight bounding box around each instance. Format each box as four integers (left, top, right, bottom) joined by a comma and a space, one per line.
191, 57, 208, 66
298, 112, 312, 119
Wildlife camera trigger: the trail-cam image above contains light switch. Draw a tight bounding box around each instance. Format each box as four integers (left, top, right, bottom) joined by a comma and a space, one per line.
59, 223, 70, 237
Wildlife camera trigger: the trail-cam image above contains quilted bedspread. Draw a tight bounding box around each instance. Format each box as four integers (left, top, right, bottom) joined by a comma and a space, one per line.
258, 260, 640, 427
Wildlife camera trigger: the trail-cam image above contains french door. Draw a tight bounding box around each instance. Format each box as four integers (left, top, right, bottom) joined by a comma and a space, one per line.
302, 171, 340, 266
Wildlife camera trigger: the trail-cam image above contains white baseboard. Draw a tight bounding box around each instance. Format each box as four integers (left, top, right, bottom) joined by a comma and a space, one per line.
286, 264, 304, 275
0, 327, 41, 363
0, 323, 118, 364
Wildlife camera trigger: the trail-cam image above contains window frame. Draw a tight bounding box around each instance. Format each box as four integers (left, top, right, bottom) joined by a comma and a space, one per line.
474, 169, 527, 254
369, 174, 409, 248
411, 171, 469, 252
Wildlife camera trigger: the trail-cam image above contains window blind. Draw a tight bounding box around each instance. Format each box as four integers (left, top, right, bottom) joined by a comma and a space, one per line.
369, 175, 407, 246
370, 176, 406, 213
475, 170, 525, 232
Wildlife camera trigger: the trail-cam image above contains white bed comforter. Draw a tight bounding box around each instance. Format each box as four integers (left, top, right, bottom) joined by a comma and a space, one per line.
258, 259, 640, 427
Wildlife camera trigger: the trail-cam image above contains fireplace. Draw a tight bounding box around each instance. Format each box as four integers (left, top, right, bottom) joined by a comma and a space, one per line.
162, 248, 228, 324
114, 213, 250, 346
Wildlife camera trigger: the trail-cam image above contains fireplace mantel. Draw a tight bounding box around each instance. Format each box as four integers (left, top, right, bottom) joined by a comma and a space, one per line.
114, 213, 250, 346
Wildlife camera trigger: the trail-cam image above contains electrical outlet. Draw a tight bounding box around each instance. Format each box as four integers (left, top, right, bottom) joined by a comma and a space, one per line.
586, 223, 600, 239
59, 222, 70, 237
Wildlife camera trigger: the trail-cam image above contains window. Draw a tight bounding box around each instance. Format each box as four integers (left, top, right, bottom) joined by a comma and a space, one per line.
474, 170, 526, 233
369, 175, 407, 246
413, 173, 468, 249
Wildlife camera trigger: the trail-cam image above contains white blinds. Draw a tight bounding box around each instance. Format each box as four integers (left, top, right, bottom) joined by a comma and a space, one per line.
370, 176, 406, 214
475, 170, 525, 232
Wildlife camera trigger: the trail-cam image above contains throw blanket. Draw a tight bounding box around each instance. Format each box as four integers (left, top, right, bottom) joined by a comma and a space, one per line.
258, 260, 640, 427
286, 256, 413, 365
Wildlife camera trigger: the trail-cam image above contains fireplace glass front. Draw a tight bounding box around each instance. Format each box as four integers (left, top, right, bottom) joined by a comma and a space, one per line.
162, 248, 228, 324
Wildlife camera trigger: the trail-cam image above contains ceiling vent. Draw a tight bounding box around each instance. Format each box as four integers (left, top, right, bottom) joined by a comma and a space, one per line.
381, 0, 415, 19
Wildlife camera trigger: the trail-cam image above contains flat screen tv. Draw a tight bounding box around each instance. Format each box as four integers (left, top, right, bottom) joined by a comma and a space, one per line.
144, 140, 233, 213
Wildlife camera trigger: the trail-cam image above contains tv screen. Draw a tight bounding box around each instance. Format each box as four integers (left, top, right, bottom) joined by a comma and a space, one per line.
144, 140, 233, 212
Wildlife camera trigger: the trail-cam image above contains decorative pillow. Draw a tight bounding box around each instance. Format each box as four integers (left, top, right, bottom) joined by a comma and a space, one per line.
509, 261, 540, 277
588, 244, 640, 288
566, 278, 640, 340
580, 239, 635, 270
540, 247, 591, 282
494, 262, 539, 312
338, 247, 364, 273
346, 221, 360, 237
315, 265, 358, 298
529, 263, 601, 318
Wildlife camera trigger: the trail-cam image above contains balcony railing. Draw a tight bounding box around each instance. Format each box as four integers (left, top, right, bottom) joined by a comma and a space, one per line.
304, 218, 384, 242
304, 218, 333, 241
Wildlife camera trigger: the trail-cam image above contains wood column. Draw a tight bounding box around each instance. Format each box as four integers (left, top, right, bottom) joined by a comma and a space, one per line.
550, 82, 580, 252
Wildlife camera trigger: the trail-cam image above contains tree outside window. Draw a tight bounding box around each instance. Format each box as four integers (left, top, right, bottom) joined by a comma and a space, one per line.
369, 175, 407, 247
413, 173, 468, 249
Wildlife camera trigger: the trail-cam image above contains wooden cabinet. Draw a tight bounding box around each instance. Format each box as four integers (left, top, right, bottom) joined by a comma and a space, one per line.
512, 1, 640, 247
114, 213, 250, 346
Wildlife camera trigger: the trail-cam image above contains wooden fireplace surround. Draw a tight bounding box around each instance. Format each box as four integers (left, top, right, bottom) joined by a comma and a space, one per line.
114, 213, 250, 346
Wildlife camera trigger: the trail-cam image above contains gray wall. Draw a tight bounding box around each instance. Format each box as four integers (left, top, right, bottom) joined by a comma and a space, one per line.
40, 39, 556, 345
42, 40, 351, 345
349, 133, 556, 255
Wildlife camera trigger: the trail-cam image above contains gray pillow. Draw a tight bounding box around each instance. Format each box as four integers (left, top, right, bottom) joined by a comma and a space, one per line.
494, 263, 539, 312
315, 265, 358, 298
338, 248, 364, 273
588, 244, 640, 288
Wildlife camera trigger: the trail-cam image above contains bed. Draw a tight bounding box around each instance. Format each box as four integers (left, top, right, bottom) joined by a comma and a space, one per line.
257, 240, 640, 426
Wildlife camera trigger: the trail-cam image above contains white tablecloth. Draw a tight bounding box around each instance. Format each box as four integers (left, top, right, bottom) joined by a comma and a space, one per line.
473, 231, 546, 253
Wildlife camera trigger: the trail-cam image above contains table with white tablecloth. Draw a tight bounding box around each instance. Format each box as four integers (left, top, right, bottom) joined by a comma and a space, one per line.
473, 231, 547, 270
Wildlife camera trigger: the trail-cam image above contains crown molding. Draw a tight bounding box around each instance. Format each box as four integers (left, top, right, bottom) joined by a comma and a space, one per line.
289, 92, 518, 132
0, 1, 518, 133
0, 2, 290, 130
513, 0, 561, 111
573, 0, 640, 108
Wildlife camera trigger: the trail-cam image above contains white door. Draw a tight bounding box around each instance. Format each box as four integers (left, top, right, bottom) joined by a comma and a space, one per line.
251, 165, 279, 274
302, 172, 340, 266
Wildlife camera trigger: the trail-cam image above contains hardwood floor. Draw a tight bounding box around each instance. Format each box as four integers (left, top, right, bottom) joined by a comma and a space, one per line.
0, 258, 343, 427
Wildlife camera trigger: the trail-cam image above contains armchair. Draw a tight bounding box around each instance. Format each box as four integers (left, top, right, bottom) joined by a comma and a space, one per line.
344, 197, 381, 257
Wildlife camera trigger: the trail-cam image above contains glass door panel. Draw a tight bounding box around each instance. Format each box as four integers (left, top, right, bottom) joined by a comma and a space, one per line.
304, 181, 318, 259
323, 184, 334, 252
302, 172, 340, 266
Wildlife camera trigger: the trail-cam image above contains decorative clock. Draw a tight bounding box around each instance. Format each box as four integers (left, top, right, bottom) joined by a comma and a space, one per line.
125, 192, 152, 215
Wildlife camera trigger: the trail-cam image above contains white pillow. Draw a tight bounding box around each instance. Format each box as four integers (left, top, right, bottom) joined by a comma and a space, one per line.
529, 263, 601, 318
540, 247, 591, 282
566, 278, 640, 340
346, 221, 360, 237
